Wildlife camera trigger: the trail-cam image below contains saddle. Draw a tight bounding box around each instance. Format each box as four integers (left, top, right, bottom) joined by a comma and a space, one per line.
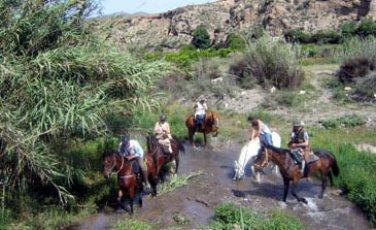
131, 160, 141, 175
290, 148, 319, 177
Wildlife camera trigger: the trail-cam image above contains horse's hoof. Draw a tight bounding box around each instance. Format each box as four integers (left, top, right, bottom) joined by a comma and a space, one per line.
300, 198, 308, 204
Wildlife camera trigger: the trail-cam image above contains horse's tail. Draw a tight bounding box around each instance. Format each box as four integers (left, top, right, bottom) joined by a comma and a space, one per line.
331, 154, 340, 177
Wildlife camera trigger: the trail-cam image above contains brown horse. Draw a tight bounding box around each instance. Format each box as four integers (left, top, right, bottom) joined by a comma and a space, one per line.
145, 135, 184, 196
185, 111, 220, 147
103, 152, 143, 214
257, 145, 340, 203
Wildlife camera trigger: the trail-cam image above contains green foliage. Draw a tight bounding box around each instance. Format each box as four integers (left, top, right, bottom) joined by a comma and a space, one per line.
355, 72, 376, 99
284, 29, 341, 44
356, 19, 376, 37
0, 0, 171, 225
114, 219, 153, 230
225, 33, 247, 50
158, 171, 203, 195
230, 36, 304, 89
191, 25, 211, 49
210, 203, 303, 230
341, 21, 358, 37
320, 115, 366, 129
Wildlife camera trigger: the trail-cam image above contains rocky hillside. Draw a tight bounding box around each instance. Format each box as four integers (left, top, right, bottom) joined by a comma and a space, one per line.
96, 0, 376, 48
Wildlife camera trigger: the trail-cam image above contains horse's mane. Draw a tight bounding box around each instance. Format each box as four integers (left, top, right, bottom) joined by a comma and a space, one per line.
266, 144, 290, 155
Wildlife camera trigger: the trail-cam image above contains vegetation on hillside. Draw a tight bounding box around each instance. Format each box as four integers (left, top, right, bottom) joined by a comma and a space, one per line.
230, 36, 305, 89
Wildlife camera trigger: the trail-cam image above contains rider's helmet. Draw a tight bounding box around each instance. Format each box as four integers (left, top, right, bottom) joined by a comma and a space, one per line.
293, 120, 305, 127
160, 114, 167, 123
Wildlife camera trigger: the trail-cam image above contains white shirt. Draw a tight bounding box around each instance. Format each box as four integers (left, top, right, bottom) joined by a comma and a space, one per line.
195, 102, 207, 116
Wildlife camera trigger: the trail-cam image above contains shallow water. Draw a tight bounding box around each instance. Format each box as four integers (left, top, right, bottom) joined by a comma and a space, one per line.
69, 140, 370, 230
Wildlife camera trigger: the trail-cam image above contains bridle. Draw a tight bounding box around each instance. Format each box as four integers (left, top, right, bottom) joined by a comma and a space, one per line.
106, 153, 124, 175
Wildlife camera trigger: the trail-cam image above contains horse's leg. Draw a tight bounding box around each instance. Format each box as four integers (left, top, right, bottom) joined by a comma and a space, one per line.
189, 130, 195, 147
291, 179, 307, 204
117, 189, 124, 210
320, 170, 329, 198
204, 132, 207, 149
175, 154, 180, 174
129, 199, 134, 215
283, 178, 290, 202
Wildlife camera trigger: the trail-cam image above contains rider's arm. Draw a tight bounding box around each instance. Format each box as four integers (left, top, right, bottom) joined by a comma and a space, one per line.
251, 129, 260, 140
133, 142, 144, 158
154, 122, 162, 134
203, 103, 208, 110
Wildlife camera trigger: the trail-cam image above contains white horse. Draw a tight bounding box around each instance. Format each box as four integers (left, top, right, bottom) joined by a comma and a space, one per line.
233, 132, 281, 182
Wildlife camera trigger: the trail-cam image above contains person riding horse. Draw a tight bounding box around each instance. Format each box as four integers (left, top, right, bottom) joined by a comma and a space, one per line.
250, 119, 273, 146
118, 135, 151, 190
288, 121, 312, 173
194, 97, 208, 130
154, 114, 173, 154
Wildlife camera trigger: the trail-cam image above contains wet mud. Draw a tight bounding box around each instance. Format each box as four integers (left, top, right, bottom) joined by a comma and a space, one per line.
70, 140, 370, 230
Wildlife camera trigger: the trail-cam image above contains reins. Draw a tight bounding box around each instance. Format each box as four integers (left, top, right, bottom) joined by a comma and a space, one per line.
112, 154, 124, 175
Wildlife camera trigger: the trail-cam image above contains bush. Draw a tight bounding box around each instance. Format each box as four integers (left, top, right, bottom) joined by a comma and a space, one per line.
337, 57, 375, 83
356, 18, 376, 37
284, 29, 312, 43
224, 33, 247, 50
320, 115, 366, 129
341, 21, 358, 37
230, 36, 305, 89
337, 37, 376, 83
355, 72, 376, 99
311, 30, 342, 44
191, 25, 211, 49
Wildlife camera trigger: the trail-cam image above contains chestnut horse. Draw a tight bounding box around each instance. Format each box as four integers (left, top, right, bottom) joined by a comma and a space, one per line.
185, 111, 220, 147
145, 135, 185, 196
257, 145, 339, 203
103, 152, 143, 214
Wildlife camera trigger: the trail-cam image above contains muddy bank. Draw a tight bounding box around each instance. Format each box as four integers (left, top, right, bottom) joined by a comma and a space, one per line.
70, 141, 370, 230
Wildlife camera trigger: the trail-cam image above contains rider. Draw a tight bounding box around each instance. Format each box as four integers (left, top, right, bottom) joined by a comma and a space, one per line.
288, 121, 310, 171
154, 114, 173, 154
194, 97, 208, 129
118, 135, 151, 190
250, 118, 273, 146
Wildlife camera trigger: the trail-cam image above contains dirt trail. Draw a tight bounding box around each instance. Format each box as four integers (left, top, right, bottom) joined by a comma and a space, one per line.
69, 141, 370, 230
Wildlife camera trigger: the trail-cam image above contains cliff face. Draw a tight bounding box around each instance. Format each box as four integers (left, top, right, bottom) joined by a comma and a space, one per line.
99, 0, 376, 47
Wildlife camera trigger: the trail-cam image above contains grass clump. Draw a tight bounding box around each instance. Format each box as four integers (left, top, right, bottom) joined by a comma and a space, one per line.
114, 219, 153, 230
355, 72, 376, 100
210, 203, 303, 230
158, 171, 203, 195
320, 115, 366, 129
230, 36, 305, 89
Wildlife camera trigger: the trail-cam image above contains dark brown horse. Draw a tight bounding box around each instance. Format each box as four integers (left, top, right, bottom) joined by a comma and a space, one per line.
185, 111, 220, 147
145, 135, 184, 196
257, 145, 340, 203
103, 152, 143, 214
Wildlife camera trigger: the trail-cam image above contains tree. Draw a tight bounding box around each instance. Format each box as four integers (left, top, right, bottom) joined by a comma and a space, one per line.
191, 25, 211, 49
0, 0, 170, 210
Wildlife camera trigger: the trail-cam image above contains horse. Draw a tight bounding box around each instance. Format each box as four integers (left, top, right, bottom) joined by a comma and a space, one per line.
145, 135, 185, 196
256, 144, 340, 203
233, 132, 281, 182
185, 111, 220, 147
102, 152, 143, 214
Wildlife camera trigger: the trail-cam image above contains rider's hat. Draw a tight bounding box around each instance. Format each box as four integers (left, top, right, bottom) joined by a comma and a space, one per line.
293, 120, 305, 127
122, 134, 130, 146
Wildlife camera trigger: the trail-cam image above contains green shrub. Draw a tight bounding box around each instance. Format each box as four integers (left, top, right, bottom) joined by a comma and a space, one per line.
356, 18, 376, 37
191, 25, 211, 49
311, 30, 342, 44
284, 29, 312, 43
355, 72, 376, 99
224, 33, 247, 50
230, 36, 305, 89
341, 21, 358, 37
320, 115, 366, 129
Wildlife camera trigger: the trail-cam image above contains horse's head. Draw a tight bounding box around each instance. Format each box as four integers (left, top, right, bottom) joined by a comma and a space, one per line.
103, 153, 116, 179
233, 160, 244, 181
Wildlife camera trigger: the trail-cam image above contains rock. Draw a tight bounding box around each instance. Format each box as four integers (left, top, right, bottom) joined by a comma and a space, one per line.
94, 0, 374, 48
